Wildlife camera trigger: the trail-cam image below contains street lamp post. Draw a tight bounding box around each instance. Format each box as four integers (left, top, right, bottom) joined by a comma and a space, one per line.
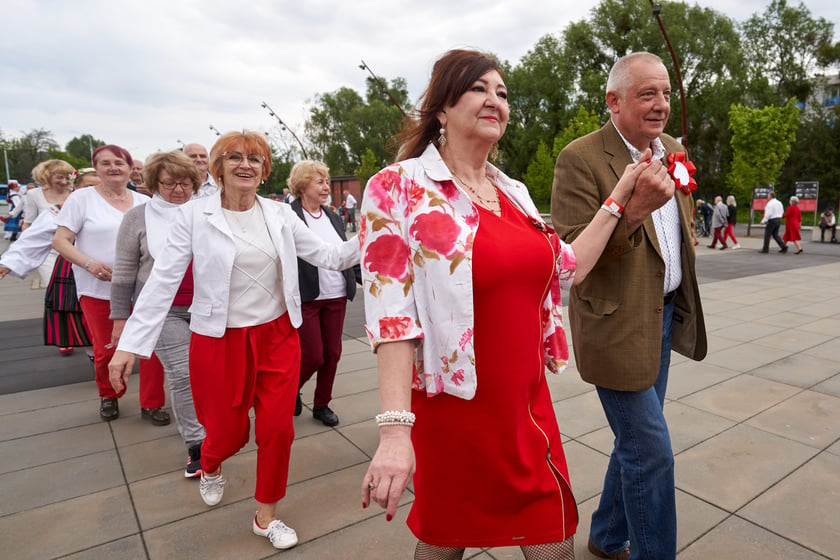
260, 101, 308, 159
649, 1, 688, 147
359, 59, 406, 117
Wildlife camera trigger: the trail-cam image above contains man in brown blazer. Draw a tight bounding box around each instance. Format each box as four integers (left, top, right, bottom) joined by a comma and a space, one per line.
552, 52, 707, 560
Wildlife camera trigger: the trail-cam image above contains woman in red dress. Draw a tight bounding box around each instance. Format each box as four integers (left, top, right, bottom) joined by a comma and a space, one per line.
783, 196, 803, 254
360, 49, 661, 560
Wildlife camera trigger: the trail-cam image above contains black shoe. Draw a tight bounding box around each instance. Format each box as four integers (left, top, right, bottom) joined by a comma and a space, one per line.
141, 407, 171, 426
831, 239, 838, 243
706, 245, 715, 249
185, 443, 202, 478
795, 249, 803, 254
100, 398, 119, 421
720, 246, 727, 250
313, 406, 339, 427
294, 393, 302, 416
779, 246, 788, 253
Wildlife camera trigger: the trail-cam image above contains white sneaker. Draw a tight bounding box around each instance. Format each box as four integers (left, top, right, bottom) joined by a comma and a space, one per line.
733, 243, 741, 249
252, 514, 298, 549
199, 472, 225, 506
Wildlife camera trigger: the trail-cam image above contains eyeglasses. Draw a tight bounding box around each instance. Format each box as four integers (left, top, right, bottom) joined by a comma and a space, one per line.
223, 152, 265, 168
158, 179, 194, 191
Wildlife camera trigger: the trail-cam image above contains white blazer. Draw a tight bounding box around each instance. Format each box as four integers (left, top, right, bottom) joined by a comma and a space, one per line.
118, 192, 360, 358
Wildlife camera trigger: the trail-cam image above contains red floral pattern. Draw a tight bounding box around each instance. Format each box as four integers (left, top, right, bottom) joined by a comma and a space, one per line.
361, 144, 574, 399
364, 234, 411, 281
379, 316, 413, 340
409, 212, 462, 258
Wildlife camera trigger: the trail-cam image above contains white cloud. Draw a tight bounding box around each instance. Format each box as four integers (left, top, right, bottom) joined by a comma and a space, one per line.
0, 0, 837, 161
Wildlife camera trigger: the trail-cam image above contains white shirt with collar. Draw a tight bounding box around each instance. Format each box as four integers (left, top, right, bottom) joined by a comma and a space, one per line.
195, 174, 218, 198
762, 198, 784, 222
612, 121, 683, 294
116, 191, 360, 358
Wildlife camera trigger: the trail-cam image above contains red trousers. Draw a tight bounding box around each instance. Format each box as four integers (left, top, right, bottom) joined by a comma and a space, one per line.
722, 223, 738, 245
298, 297, 347, 408
79, 296, 166, 405
189, 314, 300, 504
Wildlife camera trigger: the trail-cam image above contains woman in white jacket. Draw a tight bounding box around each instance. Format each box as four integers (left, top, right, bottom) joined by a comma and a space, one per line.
108, 131, 359, 551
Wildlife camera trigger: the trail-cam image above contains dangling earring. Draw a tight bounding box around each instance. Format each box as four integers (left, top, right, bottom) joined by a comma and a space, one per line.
490, 143, 500, 162
438, 127, 447, 147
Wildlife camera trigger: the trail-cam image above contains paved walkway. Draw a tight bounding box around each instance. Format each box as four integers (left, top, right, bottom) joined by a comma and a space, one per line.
1, 229, 838, 559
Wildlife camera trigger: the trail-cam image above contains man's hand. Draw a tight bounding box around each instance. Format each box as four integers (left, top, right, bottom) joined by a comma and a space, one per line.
623, 152, 676, 232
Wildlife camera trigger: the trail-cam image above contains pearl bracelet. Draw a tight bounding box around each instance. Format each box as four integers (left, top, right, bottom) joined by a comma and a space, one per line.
84, 259, 93, 270
375, 410, 415, 427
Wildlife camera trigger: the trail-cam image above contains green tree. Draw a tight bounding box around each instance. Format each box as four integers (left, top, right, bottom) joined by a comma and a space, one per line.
355, 148, 380, 193
522, 106, 601, 204
741, 0, 837, 103
780, 103, 840, 208
522, 140, 555, 204
305, 77, 409, 175
0, 128, 60, 182
502, 35, 575, 180
557, 0, 746, 195
65, 134, 105, 164
727, 100, 801, 206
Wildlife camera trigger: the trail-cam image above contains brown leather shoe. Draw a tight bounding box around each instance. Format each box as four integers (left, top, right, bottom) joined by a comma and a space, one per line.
588, 538, 630, 560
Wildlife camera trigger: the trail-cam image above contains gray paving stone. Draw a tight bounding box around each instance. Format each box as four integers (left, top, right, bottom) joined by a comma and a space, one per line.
739, 452, 840, 559
0, 422, 112, 474
0, 449, 125, 515
675, 424, 818, 512
0, 487, 138, 560
677, 515, 825, 559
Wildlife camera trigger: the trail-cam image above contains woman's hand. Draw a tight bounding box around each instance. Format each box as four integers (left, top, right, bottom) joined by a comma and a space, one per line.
361, 427, 415, 520
87, 260, 113, 282
108, 350, 136, 393
0, 267, 10, 280
620, 147, 676, 232
110, 319, 126, 349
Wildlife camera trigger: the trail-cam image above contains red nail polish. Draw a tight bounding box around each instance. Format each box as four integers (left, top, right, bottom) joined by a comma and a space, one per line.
362, 501, 367, 509
386, 514, 393, 522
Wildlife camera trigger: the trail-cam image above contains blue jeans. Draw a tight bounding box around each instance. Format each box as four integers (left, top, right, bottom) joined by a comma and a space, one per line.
590, 301, 676, 560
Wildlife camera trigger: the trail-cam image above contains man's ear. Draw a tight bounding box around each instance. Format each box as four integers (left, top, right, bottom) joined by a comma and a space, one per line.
605, 91, 620, 114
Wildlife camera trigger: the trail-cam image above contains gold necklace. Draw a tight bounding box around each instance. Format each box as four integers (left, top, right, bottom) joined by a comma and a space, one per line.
450, 170, 500, 213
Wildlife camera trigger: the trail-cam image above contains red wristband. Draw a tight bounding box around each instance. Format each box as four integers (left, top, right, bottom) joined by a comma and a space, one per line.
604, 197, 625, 214
601, 197, 624, 219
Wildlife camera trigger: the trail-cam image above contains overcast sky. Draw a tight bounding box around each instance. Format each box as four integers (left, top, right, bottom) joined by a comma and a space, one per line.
1, 0, 837, 162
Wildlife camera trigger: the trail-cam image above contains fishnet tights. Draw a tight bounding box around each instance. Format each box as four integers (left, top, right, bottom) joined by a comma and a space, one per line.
414, 536, 575, 560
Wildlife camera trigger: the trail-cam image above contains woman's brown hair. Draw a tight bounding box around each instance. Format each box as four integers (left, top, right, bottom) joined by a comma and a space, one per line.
395, 49, 503, 162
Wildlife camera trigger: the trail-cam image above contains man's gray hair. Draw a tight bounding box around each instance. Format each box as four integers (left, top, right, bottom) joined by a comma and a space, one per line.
606, 52, 665, 96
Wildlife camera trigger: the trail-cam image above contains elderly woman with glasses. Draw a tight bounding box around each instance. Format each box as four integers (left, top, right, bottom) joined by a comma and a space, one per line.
109, 150, 206, 477
108, 131, 359, 551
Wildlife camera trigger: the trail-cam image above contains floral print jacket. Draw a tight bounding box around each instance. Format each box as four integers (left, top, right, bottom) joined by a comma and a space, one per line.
360, 144, 576, 399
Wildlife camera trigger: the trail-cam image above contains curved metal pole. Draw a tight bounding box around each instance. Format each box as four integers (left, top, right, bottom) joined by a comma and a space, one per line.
260, 101, 309, 159
649, 1, 688, 148
359, 59, 407, 118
